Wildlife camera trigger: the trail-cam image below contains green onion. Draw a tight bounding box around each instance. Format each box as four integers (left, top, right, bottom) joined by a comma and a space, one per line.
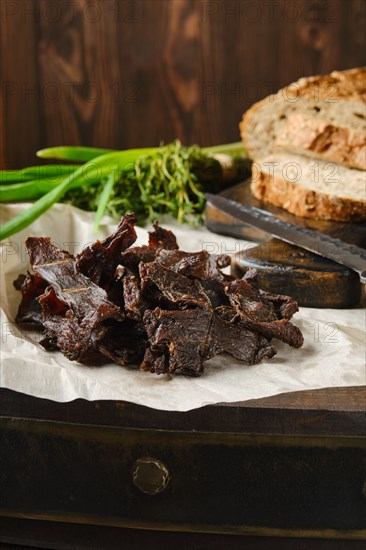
93, 168, 118, 233
0, 141, 250, 241
0, 164, 77, 184
37, 146, 117, 162
0, 148, 155, 241
203, 142, 244, 155
0, 179, 63, 202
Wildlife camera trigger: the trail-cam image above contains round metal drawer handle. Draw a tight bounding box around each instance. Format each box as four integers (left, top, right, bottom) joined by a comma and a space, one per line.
132, 457, 170, 495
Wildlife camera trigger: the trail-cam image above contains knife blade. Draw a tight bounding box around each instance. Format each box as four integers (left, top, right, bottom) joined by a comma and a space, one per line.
206, 193, 366, 284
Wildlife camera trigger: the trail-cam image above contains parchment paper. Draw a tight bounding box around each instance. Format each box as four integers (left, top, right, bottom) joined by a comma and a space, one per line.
0, 203, 365, 411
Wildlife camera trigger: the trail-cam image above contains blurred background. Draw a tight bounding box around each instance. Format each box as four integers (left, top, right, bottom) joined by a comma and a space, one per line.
1, 0, 365, 168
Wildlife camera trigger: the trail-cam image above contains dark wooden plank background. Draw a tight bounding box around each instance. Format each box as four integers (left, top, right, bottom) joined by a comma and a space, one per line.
1, 0, 365, 169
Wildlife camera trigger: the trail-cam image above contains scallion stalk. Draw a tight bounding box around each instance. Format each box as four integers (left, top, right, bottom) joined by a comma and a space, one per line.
0, 141, 250, 241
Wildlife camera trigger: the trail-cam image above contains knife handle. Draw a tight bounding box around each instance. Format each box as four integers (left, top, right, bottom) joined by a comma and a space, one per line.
232, 239, 363, 309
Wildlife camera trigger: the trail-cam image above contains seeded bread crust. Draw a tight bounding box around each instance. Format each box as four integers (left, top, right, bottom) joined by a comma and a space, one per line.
276, 67, 366, 102
251, 162, 366, 222
240, 68, 366, 170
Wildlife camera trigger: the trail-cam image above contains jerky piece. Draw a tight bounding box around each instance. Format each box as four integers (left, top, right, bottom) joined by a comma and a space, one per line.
141, 347, 167, 376
103, 264, 126, 308
200, 278, 230, 309
13, 273, 26, 290
225, 278, 278, 322
141, 308, 276, 376
26, 237, 122, 362
254, 318, 303, 348
229, 276, 299, 319
223, 279, 304, 348
155, 249, 191, 271
148, 222, 179, 251
14, 272, 48, 325
27, 237, 72, 266
242, 267, 260, 288
157, 249, 231, 281
77, 213, 137, 289
122, 270, 146, 320
259, 290, 299, 320
216, 305, 303, 349
156, 249, 232, 308
119, 222, 178, 278
141, 308, 214, 376
39, 334, 58, 350
120, 245, 156, 276
38, 285, 121, 362
98, 319, 147, 366
16, 237, 73, 325
210, 310, 276, 364
139, 262, 211, 310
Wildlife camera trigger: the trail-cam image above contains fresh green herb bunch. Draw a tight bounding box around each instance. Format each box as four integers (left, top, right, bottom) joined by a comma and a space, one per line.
112, 141, 206, 224
64, 140, 245, 225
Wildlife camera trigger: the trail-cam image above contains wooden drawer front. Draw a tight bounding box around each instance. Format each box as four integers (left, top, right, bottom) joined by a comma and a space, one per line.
0, 418, 365, 538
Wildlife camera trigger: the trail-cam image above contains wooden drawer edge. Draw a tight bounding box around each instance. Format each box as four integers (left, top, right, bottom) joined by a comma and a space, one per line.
0, 510, 365, 541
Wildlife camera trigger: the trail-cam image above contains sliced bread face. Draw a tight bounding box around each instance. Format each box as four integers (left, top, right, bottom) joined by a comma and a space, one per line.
240, 68, 366, 170
251, 154, 366, 222
275, 114, 366, 170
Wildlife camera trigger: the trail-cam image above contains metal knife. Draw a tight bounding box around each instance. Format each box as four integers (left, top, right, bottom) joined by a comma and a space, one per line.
206, 193, 366, 284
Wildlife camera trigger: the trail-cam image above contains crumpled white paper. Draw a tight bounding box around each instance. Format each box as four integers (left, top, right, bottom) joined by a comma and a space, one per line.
0, 203, 365, 411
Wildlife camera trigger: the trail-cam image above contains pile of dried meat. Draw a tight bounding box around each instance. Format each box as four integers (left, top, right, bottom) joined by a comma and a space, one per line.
14, 213, 304, 376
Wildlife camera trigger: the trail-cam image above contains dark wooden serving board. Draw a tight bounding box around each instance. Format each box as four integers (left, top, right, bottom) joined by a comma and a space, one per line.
205, 180, 366, 308
1, 386, 365, 548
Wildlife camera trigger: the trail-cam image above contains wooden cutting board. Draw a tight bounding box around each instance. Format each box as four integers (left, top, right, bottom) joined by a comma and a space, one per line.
205, 180, 365, 308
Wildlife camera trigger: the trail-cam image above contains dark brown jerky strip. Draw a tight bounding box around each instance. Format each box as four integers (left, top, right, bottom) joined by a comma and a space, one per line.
200, 278, 230, 309
154, 249, 232, 308
120, 245, 156, 277
119, 223, 178, 277
210, 310, 276, 363
241, 267, 260, 288
26, 237, 123, 362
259, 290, 299, 320
77, 213, 137, 289
14, 272, 48, 325
26, 236, 72, 267
14, 238, 74, 326
141, 308, 276, 376
254, 319, 304, 348
148, 222, 179, 251
241, 269, 299, 320
122, 270, 146, 320
224, 278, 277, 322
38, 287, 121, 362
156, 249, 231, 281
141, 308, 214, 376
13, 273, 27, 291
98, 319, 147, 366
139, 262, 211, 310
222, 279, 304, 348
38, 286, 104, 361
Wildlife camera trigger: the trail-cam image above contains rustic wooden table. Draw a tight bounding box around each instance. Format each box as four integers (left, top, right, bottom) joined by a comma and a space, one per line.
0, 386, 365, 549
